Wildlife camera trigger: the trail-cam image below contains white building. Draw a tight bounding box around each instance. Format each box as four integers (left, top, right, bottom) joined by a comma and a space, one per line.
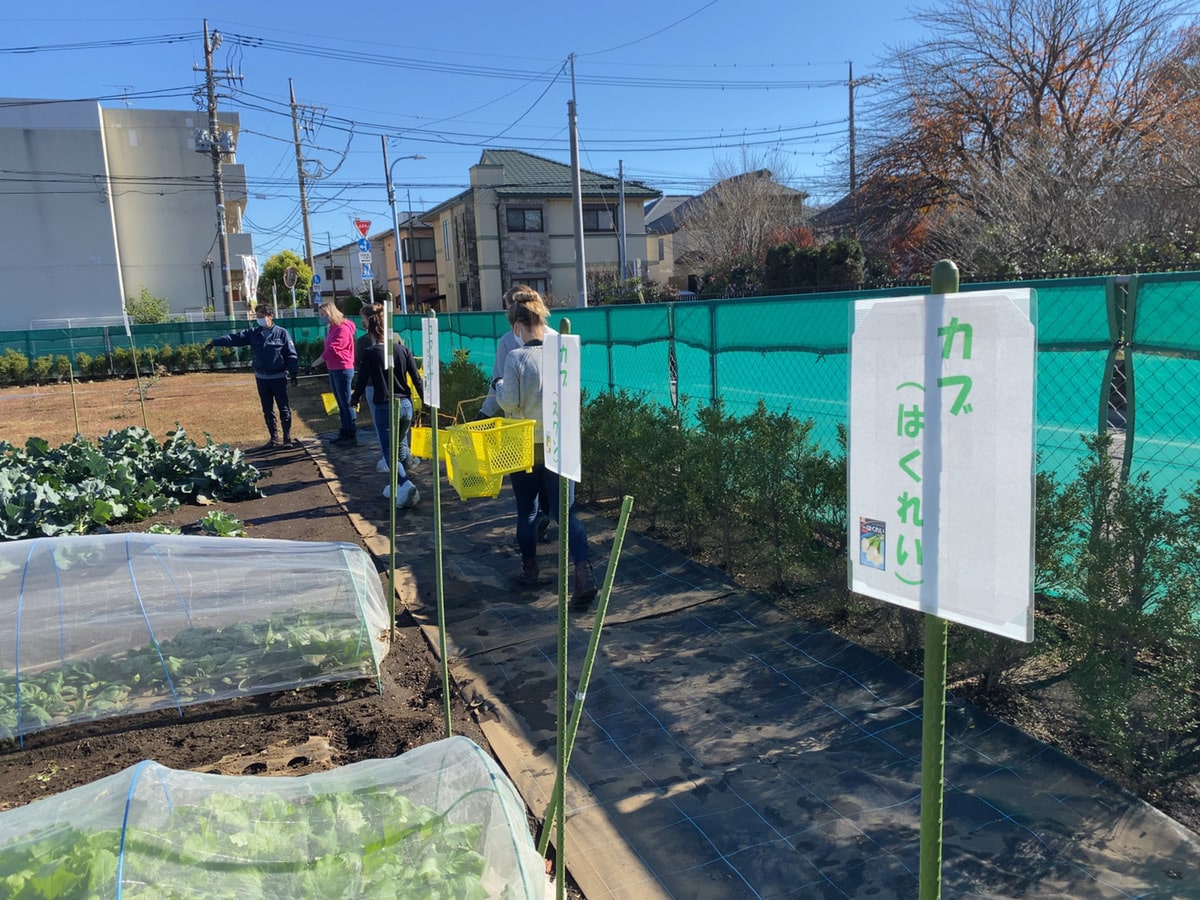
0, 98, 254, 330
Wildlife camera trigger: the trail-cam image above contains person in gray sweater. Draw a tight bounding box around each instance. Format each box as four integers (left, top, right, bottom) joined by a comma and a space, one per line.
497, 286, 597, 610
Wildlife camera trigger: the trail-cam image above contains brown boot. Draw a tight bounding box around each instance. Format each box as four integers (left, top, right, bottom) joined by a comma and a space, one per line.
515, 558, 544, 587
571, 560, 597, 610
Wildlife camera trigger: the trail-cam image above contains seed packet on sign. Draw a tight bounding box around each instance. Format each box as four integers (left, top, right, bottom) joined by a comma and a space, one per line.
859, 518, 886, 570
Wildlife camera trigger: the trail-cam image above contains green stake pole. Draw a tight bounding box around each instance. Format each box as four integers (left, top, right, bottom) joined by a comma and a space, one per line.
68, 359, 81, 436
386, 301, 398, 645
427, 311, 451, 737
538, 495, 634, 857
553, 317, 572, 900
125, 329, 150, 430
919, 258, 959, 900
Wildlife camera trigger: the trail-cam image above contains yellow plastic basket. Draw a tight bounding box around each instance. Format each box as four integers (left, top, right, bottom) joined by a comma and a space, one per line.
409, 426, 432, 460
443, 418, 536, 478
444, 452, 504, 500
409, 426, 449, 462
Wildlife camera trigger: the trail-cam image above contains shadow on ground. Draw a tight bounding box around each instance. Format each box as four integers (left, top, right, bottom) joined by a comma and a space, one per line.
307, 425, 1200, 900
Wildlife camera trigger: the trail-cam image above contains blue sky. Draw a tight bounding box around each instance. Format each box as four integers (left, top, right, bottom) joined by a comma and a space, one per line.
1, 1, 925, 259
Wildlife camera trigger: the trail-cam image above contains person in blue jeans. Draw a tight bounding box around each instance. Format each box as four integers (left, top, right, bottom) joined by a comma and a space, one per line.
304, 300, 357, 444
497, 286, 597, 610
356, 305, 425, 474
206, 304, 299, 450
350, 310, 420, 509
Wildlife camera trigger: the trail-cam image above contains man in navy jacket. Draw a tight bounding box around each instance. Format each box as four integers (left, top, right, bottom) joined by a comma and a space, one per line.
207, 304, 300, 449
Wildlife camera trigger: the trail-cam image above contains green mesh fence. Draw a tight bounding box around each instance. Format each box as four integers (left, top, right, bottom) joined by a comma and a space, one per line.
1126, 273, 1200, 507
992, 277, 1115, 486
8, 272, 1200, 505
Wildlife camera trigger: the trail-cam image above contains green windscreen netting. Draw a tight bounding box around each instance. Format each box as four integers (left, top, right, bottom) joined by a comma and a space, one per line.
0, 735, 547, 898
1126, 273, 1200, 506
1, 534, 390, 744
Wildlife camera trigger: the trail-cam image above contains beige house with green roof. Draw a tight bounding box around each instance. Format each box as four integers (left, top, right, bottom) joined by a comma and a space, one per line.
426, 149, 660, 311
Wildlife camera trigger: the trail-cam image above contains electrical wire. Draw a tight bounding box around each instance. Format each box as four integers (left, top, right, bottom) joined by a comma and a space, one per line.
579, 0, 720, 57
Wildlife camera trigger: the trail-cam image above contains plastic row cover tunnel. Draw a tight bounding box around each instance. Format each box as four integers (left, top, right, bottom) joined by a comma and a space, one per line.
0, 735, 548, 898
0, 533, 391, 743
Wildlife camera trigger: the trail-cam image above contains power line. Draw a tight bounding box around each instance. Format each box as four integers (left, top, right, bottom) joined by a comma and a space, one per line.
0, 33, 192, 54
224, 33, 847, 91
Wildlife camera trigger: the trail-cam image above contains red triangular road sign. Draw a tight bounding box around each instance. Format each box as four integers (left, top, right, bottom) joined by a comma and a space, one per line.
354, 219, 371, 238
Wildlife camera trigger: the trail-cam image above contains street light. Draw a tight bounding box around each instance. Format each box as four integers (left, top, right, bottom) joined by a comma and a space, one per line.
381, 136, 426, 314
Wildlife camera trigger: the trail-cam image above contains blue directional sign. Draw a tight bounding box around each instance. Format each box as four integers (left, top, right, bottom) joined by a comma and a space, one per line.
361, 263, 373, 280
312, 273, 322, 285
357, 238, 370, 253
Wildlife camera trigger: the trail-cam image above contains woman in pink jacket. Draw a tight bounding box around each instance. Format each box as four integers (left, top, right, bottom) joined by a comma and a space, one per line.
306, 300, 358, 444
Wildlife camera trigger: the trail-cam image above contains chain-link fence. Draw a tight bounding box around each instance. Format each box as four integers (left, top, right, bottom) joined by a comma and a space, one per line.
4, 273, 1198, 504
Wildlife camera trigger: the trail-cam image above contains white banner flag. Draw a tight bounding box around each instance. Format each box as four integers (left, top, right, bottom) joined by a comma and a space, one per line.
240, 255, 260, 305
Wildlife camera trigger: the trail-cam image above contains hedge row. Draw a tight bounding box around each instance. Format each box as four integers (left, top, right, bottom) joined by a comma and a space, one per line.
0, 340, 327, 386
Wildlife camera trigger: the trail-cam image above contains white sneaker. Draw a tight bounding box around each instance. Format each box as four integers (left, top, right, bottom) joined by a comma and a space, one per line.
382, 481, 419, 507
404, 456, 422, 471
397, 481, 420, 509
376, 458, 390, 473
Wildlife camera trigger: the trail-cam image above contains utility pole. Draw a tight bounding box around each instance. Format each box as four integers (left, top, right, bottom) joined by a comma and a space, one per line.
290, 79, 316, 270
407, 190, 417, 309
568, 54, 588, 307
617, 160, 628, 281
848, 61, 880, 238
326, 231, 338, 307
193, 20, 241, 319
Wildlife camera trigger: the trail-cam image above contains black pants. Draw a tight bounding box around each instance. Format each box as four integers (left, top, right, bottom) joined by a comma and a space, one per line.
255, 377, 292, 438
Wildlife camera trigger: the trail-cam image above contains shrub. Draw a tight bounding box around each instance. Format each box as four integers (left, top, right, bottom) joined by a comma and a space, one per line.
87, 353, 110, 378
0, 349, 30, 386
30, 355, 54, 385
438, 350, 490, 423
1061, 433, 1200, 786
581, 390, 685, 530
296, 339, 324, 368
111, 347, 133, 376
125, 285, 171, 324
177, 343, 203, 372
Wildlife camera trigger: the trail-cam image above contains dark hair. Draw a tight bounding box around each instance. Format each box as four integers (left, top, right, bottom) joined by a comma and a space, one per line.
257, 304, 274, 318
366, 313, 385, 341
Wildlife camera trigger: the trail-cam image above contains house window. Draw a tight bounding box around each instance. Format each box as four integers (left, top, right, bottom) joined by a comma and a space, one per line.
324, 266, 343, 282
657, 239, 665, 261
402, 237, 436, 262
442, 221, 450, 260
512, 276, 548, 295
506, 207, 543, 232
582, 205, 615, 232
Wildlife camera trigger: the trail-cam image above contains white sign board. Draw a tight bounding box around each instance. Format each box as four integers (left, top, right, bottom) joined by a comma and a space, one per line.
848, 289, 1036, 642
542, 333, 581, 482
422, 317, 440, 409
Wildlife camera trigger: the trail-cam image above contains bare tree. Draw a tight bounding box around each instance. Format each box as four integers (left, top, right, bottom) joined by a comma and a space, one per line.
857, 0, 1200, 275
678, 150, 809, 277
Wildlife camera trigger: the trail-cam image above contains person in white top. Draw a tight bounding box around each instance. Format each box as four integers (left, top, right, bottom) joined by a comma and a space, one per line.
496, 286, 596, 609
482, 286, 557, 539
